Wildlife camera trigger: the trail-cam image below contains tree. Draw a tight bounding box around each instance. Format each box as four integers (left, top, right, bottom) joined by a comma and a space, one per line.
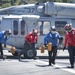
0, 0, 74, 9
0, 0, 3, 6
11, 0, 14, 5
63, 0, 67, 2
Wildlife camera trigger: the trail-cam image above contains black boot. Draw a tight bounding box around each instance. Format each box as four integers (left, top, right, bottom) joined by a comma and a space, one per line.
18, 53, 21, 61
48, 62, 52, 66
3, 56, 6, 60
51, 61, 55, 65
67, 65, 74, 68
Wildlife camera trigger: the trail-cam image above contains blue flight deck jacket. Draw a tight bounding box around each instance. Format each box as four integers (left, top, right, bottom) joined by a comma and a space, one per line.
0, 31, 8, 44
44, 32, 61, 46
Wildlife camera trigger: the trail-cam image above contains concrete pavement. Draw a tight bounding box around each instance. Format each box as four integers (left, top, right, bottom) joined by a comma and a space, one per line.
0, 49, 75, 75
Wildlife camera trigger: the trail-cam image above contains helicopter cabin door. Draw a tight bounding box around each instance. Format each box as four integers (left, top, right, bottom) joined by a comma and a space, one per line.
37, 19, 51, 48
22, 15, 40, 34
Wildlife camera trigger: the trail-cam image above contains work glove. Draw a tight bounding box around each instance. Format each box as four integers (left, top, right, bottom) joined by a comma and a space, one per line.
59, 37, 63, 40
63, 47, 66, 51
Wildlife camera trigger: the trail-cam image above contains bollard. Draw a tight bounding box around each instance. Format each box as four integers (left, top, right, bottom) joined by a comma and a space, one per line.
41, 45, 45, 53
48, 43, 52, 51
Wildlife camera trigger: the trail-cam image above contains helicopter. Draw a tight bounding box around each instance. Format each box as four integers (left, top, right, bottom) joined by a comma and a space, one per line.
0, 1, 75, 58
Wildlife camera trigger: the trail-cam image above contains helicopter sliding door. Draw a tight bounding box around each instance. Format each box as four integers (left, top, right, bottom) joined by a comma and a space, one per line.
26, 20, 38, 34
37, 19, 51, 48
22, 14, 41, 58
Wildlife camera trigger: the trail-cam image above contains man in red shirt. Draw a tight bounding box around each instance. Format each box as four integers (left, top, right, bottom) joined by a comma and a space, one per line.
63, 24, 75, 68
25, 29, 38, 44
18, 29, 38, 61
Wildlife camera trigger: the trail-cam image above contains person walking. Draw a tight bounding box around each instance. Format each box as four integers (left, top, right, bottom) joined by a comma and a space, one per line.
0, 29, 11, 60
18, 28, 38, 61
44, 26, 63, 66
63, 24, 75, 68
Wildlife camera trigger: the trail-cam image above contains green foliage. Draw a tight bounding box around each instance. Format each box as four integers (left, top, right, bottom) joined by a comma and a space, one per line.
0, 0, 74, 8
2, 3, 11, 8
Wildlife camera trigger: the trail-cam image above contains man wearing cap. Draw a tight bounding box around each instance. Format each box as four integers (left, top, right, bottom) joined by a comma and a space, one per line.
63, 24, 75, 68
44, 26, 63, 66
0, 29, 11, 60
18, 28, 38, 61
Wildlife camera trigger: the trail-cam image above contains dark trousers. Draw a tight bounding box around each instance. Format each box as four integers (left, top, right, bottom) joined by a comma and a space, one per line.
0, 43, 3, 58
19, 41, 35, 59
48, 46, 57, 65
68, 46, 75, 66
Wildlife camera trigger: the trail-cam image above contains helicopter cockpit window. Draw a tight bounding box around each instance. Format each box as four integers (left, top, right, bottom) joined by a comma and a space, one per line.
13, 20, 18, 35
55, 21, 67, 36
21, 20, 25, 35
38, 21, 50, 35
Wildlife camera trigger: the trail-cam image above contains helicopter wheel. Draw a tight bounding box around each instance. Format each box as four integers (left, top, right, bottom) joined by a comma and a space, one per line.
24, 49, 37, 59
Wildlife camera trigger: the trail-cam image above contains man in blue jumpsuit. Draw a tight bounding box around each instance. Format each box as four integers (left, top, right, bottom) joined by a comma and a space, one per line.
0, 29, 11, 60
44, 26, 63, 66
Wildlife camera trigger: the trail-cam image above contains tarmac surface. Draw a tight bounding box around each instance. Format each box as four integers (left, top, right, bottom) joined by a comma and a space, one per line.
0, 49, 75, 75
